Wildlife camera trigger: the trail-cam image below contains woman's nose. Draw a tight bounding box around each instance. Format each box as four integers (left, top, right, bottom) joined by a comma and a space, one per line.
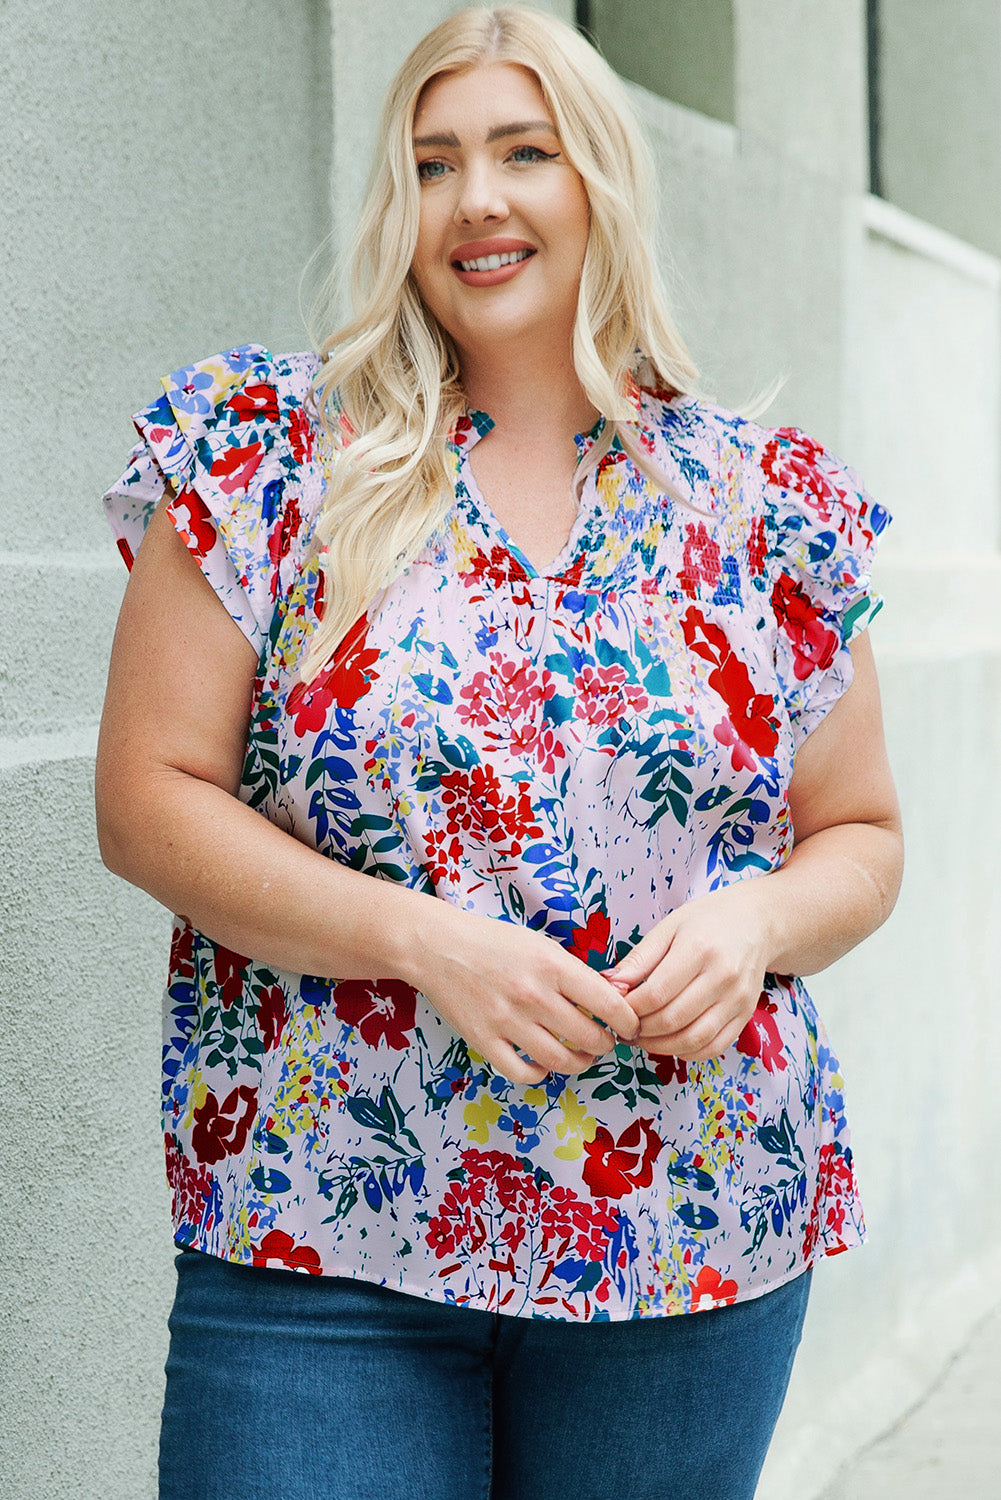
453, 163, 508, 226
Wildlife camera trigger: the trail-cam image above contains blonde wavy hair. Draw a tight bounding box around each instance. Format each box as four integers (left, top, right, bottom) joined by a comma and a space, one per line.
303, 3, 698, 680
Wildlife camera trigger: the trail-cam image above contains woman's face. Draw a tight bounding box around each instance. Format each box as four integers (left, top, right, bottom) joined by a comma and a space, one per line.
409, 62, 591, 362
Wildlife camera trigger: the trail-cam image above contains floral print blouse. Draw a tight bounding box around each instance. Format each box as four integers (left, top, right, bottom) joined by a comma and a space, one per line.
104, 343, 889, 1322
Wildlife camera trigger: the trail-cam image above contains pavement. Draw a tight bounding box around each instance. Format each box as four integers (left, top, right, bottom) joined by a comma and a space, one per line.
816, 1302, 1001, 1499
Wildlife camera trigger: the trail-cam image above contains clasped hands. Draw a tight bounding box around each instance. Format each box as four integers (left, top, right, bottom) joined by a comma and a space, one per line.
417, 885, 772, 1086
606, 886, 771, 1064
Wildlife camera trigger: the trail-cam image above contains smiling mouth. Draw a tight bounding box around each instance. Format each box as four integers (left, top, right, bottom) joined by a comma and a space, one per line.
453, 248, 535, 273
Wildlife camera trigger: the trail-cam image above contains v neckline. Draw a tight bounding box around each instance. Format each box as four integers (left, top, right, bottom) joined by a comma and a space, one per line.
459, 452, 597, 581
450, 410, 606, 582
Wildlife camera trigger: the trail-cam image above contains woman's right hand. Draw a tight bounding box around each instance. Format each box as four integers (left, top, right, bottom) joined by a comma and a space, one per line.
403, 908, 639, 1085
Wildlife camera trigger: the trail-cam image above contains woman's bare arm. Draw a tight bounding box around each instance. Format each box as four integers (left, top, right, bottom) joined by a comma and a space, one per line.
607, 632, 904, 1058
96, 502, 639, 1082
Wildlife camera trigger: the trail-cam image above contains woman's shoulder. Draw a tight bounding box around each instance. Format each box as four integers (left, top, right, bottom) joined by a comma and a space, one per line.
152, 343, 322, 451
635, 385, 888, 549
104, 343, 327, 653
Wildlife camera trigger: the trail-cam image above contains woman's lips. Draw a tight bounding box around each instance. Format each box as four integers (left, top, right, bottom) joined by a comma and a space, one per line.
450, 239, 536, 287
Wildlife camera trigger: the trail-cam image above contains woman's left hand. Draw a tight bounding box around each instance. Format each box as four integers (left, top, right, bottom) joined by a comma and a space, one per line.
605, 884, 772, 1061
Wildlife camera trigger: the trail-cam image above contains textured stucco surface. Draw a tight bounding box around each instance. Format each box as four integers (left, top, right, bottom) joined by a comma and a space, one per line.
1, 754, 171, 1498
0, 1, 332, 561
2, 3, 332, 1496
591, 0, 736, 125
878, 0, 1001, 257
4, 2, 1000, 1497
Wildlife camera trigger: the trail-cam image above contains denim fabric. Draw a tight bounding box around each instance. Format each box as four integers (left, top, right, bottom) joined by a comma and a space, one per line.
159, 1249, 810, 1500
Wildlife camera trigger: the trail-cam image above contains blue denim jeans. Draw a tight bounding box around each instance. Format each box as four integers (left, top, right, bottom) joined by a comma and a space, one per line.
159, 1248, 810, 1500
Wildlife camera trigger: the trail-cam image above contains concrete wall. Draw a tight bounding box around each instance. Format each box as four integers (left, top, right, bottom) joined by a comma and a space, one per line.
1, 3, 331, 1495
590, 0, 736, 124
877, 0, 1001, 258
3, 2, 998, 1496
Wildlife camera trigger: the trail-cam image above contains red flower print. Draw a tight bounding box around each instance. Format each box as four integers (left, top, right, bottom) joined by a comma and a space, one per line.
256, 984, 288, 1051
437, 764, 544, 863
681, 606, 779, 767
679, 521, 722, 598
425, 1152, 620, 1280
285, 616, 381, 735
327, 617, 381, 708
457, 671, 495, 727
426, 1185, 488, 1260
169, 921, 196, 979
460, 543, 529, 592
761, 430, 858, 524
288, 406, 315, 464
456, 655, 556, 738
191, 1085, 258, 1165
507, 720, 566, 774
164, 1131, 215, 1228
251, 1228, 322, 1276
748, 513, 767, 577
286, 676, 335, 736
267, 495, 302, 571
711, 643, 780, 758
572, 663, 648, 730
333, 978, 417, 1050
493, 1157, 544, 1220
213, 944, 249, 1010
582, 1118, 664, 1200
771, 572, 839, 681
168, 487, 216, 560
210, 441, 264, 495
500, 1218, 527, 1254
690, 1264, 738, 1311
803, 1141, 858, 1259
649, 1051, 689, 1087
712, 716, 755, 774
422, 827, 466, 888
736, 994, 787, 1073
226, 381, 280, 424
567, 910, 611, 965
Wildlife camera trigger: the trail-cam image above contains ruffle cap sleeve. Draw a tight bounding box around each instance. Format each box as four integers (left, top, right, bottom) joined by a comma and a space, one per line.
759, 426, 891, 747
103, 344, 320, 657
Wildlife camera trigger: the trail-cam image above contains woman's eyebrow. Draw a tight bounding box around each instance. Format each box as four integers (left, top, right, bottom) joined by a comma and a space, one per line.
412, 120, 558, 148
486, 119, 557, 142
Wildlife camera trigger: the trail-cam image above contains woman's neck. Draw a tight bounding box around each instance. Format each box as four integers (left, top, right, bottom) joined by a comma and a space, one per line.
458, 341, 599, 445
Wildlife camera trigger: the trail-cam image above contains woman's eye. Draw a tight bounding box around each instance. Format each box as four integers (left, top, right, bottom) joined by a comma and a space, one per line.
509, 145, 558, 164
417, 159, 449, 181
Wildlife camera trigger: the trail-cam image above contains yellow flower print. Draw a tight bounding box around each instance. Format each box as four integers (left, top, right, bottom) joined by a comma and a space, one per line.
449, 516, 480, 574
553, 1087, 598, 1161
182, 1070, 209, 1131
463, 1093, 503, 1143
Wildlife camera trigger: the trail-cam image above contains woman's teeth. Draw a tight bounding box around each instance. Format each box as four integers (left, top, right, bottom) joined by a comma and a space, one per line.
456, 248, 533, 272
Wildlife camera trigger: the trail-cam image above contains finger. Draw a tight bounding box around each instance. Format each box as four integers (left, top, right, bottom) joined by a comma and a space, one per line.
635, 972, 720, 1037
487, 1040, 550, 1086
641, 1001, 742, 1061
625, 944, 710, 1019
520, 1024, 600, 1078
562, 967, 641, 1041
605, 917, 678, 992
543, 1001, 619, 1057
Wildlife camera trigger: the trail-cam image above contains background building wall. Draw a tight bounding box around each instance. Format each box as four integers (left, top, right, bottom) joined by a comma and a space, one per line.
876, 0, 1001, 257
1, 5, 333, 1495
3, 2, 998, 1497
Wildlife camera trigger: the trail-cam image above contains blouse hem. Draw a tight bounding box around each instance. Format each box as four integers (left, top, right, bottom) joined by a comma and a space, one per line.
171, 1228, 864, 1323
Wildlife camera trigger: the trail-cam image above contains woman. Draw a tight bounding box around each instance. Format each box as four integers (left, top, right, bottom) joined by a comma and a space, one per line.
98, 7, 903, 1498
